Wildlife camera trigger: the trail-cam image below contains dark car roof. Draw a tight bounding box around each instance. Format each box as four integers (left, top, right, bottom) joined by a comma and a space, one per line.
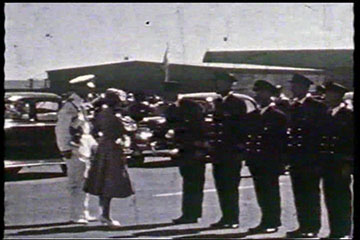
5, 92, 61, 101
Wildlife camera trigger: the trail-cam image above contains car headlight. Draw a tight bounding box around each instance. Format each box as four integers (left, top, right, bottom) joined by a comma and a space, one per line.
170, 148, 179, 156
139, 131, 153, 140
124, 124, 137, 132
157, 117, 166, 124
165, 129, 175, 139
123, 135, 131, 148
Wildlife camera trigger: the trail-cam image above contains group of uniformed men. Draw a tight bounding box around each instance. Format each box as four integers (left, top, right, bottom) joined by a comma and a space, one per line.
167, 73, 353, 239
55, 73, 353, 238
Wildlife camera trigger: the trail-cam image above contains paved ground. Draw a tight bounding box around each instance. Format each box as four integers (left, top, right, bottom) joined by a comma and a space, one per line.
4, 163, 339, 239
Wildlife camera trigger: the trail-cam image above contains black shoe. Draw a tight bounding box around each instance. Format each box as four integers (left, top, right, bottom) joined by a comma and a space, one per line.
248, 225, 279, 234
286, 229, 318, 238
172, 216, 198, 224
210, 220, 239, 229
327, 234, 351, 239
301, 232, 318, 238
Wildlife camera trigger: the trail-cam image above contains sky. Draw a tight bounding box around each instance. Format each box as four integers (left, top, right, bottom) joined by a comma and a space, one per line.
4, 3, 354, 80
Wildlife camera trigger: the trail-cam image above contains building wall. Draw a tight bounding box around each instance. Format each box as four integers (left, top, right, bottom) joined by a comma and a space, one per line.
5, 79, 49, 90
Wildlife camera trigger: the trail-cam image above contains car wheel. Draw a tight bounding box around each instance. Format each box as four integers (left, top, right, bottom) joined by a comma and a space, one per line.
127, 154, 144, 167
60, 164, 67, 175
5, 167, 22, 176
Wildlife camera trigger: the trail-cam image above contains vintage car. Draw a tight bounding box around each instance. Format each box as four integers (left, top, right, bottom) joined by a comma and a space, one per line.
4, 92, 66, 175
129, 92, 258, 167
4, 91, 259, 172
126, 112, 180, 167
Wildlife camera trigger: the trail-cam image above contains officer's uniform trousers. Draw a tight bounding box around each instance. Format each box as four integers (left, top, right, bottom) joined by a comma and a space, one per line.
246, 151, 283, 228
179, 161, 206, 219
318, 105, 353, 236
322, 157, 352, 236
66, 150, 88, 220
212, 151, 242, 223
289, 155, 321, 232
176, 123, 207, 220
249, 163, 282, 227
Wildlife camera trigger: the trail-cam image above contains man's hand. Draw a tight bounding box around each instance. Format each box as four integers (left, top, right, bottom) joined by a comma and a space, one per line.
61, 150, 72, 159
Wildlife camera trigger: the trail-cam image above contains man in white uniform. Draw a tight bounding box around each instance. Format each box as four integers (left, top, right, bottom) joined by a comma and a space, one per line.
55, 74, 97, 224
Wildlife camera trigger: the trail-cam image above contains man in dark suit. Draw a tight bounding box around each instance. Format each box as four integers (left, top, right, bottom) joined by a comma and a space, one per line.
285, 74, 328, 238
319, 82, 353, 239
244, 80, 288, 234
170, 99, 208, 224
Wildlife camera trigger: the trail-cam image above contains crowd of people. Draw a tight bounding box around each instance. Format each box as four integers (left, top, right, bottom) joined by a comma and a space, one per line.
55, 73, 353, 239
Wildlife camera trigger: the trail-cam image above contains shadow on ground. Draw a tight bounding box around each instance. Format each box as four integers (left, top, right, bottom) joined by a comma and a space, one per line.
172, 231, 250, 239
110, 226, 212, 238
5, 221, 74, 230
173, 231, 288, 239
5, 172, 66, 182
6, 222, 175, 236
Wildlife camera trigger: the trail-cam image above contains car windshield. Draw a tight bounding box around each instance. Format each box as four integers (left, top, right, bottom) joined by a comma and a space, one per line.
35, 100, 59, 121
36, 101, 59, 112
5, 100, 31, 120
4, 99, 60, 121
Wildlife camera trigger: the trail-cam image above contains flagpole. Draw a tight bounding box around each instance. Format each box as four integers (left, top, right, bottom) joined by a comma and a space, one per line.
163, 42, 170, 83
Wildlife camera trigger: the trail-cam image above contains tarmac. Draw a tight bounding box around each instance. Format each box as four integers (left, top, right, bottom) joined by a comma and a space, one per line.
4, 163, 339, 239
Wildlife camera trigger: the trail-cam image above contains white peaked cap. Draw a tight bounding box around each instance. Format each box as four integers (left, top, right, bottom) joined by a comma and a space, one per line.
69, 74, 96, 84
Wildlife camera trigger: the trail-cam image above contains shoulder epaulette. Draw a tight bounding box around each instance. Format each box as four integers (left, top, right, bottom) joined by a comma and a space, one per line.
63, 97, 80, 111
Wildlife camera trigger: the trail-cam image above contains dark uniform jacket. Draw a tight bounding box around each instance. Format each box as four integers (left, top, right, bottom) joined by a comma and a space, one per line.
244, 103, 288, 175
174, 119, 208, 165
209, 114, 246, 164
318, 102, 353, 171
165, 104, 208, 165
286, 95, 328, 167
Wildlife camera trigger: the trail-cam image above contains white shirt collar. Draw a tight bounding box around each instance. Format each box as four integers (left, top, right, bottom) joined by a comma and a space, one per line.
293, 93, 310, 104
331, 102, 346, 116
260, 102, 275, 115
